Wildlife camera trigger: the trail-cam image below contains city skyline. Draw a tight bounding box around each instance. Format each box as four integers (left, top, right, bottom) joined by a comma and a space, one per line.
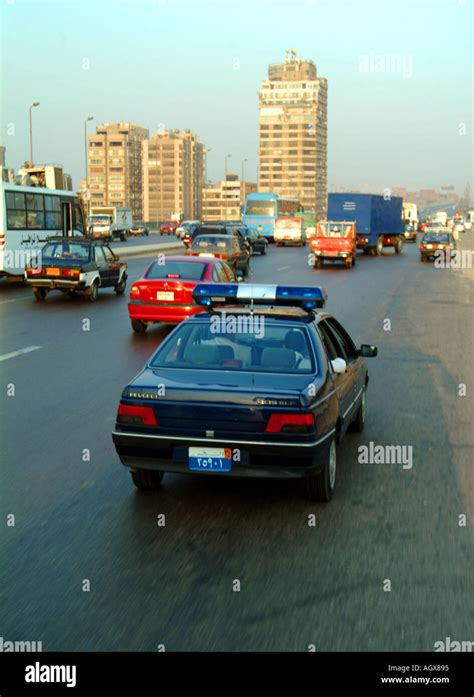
1, 0, 472, 195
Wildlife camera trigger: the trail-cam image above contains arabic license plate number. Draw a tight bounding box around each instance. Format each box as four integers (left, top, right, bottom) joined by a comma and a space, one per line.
426, 244, 433, 249
47, 268, 60, 276
188, 447, 232, 473
156, 291, 174, 300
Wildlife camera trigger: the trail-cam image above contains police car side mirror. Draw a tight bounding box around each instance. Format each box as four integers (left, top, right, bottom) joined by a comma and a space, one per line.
330, 357, 347, 374
360, 344, 378, 358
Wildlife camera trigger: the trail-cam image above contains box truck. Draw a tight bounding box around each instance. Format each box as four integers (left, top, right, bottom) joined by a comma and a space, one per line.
327, 193, 404, 255
87, 206, 133, 241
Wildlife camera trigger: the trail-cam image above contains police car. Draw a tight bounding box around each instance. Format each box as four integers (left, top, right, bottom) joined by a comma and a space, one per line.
112, 285, 377, 501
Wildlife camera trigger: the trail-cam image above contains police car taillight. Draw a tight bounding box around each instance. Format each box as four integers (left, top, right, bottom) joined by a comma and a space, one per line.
265, 413, 315, 434
117, 404, 157, 426
192, 284, 326, 310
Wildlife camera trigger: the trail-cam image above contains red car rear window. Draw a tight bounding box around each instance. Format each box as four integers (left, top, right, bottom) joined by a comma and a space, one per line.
145, 261, 207, 281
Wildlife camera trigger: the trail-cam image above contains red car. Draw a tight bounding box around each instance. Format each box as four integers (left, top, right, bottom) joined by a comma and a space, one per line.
160, 220, 179, 235
128, 255, 238, 332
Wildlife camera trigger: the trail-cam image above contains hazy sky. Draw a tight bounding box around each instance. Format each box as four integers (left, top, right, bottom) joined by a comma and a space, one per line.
1, 0, 472, 193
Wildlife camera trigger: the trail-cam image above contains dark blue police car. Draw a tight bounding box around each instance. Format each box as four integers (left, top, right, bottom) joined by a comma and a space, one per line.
112, 285, 377, 501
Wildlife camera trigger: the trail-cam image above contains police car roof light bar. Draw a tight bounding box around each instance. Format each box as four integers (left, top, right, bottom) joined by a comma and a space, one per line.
192, 284, 327, 311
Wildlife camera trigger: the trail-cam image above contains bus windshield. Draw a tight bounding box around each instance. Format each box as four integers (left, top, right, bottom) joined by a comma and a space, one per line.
245, 200, 276, 216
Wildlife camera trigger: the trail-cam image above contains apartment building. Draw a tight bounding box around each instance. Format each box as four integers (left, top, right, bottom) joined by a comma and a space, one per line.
202, 174, 257, 221
88, 122, 149, 220
142, 129, 205, 222
258, 49, 328, 219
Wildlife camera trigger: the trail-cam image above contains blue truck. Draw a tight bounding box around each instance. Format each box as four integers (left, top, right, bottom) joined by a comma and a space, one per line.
327, 193, 404, 256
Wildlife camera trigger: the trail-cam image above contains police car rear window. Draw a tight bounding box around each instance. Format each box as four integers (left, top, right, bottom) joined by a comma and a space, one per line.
150, 321, 316, 374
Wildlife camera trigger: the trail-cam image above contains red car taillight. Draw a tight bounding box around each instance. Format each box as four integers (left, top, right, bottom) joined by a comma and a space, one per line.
265, 413, 315, 434
117, 404, 157, 426
26, 267, 42, 275
130, 285, 140, 297
63, 268, 80, 277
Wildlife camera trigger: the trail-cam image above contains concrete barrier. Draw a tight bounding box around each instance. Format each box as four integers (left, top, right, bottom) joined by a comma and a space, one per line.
115, 242, 185, 259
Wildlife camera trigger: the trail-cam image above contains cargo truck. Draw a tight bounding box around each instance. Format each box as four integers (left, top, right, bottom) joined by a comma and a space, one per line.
327, 193, 404, 256
87, 206, 133, 241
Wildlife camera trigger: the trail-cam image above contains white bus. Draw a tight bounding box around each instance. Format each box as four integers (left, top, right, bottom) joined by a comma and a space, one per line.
0, 182, 85, 278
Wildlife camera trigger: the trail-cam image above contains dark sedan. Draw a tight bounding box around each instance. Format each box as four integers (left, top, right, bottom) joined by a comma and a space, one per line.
240, 226, 268, 255
25, 238, 128, 302
419, 232, 456, 262
112, 284, 377, 501
185, 234, 250, 277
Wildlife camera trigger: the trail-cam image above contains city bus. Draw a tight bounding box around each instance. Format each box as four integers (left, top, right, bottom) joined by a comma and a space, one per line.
0, 182, 85, 278
242, 192, 303, 241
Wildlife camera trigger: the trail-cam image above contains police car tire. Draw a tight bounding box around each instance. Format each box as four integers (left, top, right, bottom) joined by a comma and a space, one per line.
131, 468, 164, 491
305, 440, 336, 502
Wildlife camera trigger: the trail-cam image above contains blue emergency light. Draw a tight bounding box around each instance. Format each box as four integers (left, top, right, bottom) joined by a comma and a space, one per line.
192, 284, 326, 310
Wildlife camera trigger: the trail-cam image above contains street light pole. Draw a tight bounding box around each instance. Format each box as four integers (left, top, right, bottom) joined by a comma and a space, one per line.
84, 116, 94, 218
206, 148, 212, 185
241, 158, 248, 209
225, 153, 232, 179
29, 102, 40, 166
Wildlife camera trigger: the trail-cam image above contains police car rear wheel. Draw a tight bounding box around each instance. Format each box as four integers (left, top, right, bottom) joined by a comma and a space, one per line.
305, 439, 336, 502
131, 468, 164, 491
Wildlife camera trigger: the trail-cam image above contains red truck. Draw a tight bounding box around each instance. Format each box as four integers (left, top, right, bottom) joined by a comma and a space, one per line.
310, 222, 357, 269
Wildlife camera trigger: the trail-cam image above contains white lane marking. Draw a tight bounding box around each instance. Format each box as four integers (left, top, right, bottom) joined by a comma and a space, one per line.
0, 346, 42, 362
0, 297, 30, 305
277, 266, 290, 271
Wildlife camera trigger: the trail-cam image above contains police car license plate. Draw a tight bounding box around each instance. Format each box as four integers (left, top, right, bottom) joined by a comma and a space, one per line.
156, 291, 174, 300
189, 447, 232, 472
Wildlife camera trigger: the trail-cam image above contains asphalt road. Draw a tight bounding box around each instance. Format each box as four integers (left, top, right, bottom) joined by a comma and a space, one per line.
1, 237, 473, 651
